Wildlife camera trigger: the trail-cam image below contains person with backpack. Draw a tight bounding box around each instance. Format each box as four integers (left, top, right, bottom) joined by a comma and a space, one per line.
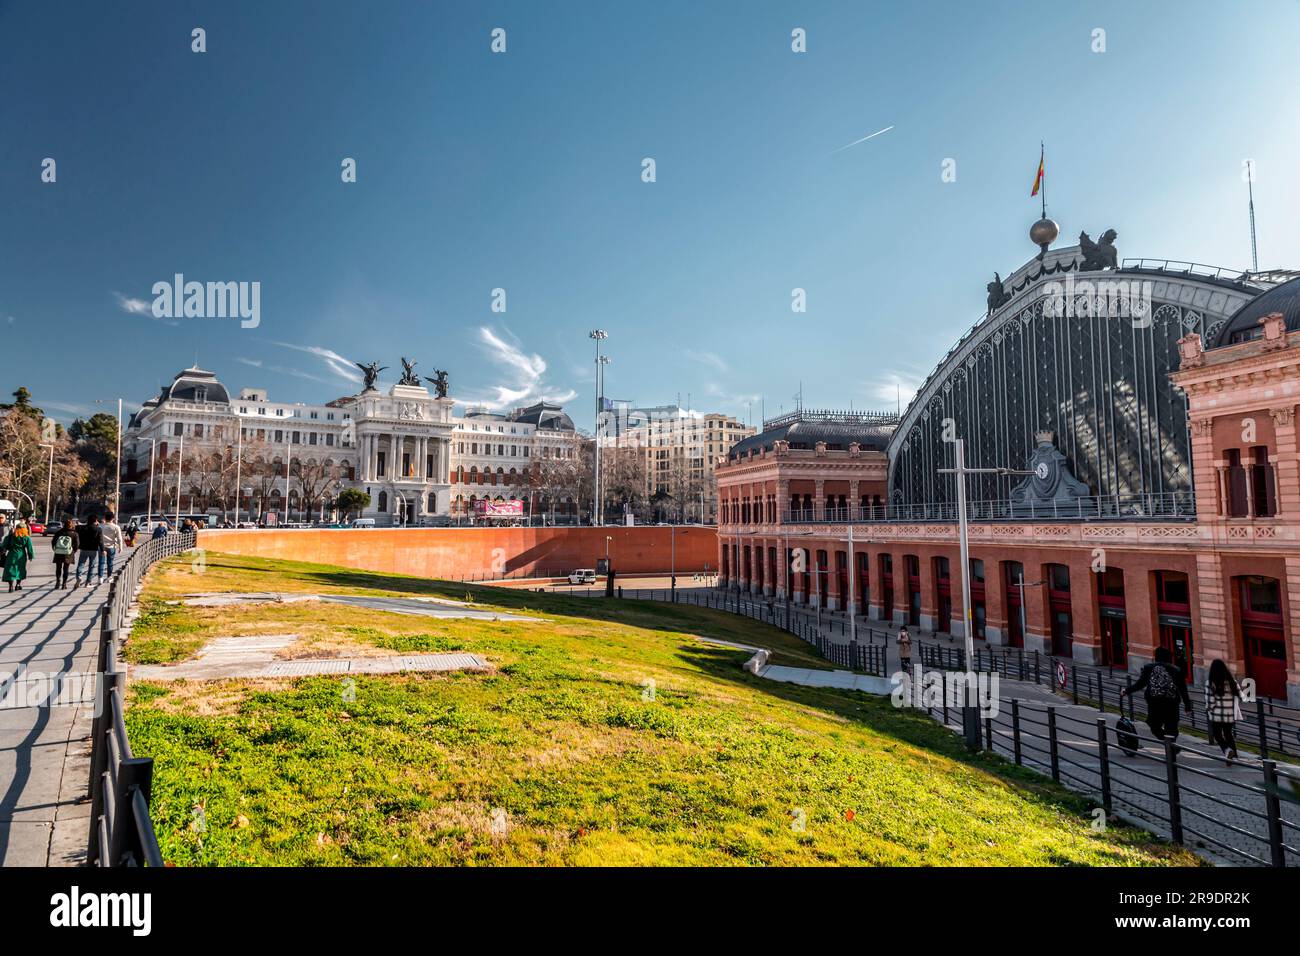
50, 518, 78, 589
1205, 659, 1243, 765
897, 625, 913, 672
74, 515, 103, 588
2, 520, 35, 592
1121, 646, 1192, 740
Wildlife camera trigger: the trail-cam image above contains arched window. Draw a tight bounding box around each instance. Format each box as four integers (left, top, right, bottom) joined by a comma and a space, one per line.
378, 491, 388, 512
428, 493, 436, 512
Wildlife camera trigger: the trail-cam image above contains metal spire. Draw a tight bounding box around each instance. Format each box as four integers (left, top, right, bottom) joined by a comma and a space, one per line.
1247, 160, 1259, 273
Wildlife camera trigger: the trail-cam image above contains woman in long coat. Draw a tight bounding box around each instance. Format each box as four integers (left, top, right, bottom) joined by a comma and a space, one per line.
3, 522, 35, 591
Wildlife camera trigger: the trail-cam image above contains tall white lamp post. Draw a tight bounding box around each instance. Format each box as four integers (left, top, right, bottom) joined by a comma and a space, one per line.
938, 438, 1032, 749
38, 442, 54, 524
589, 329, 608, 526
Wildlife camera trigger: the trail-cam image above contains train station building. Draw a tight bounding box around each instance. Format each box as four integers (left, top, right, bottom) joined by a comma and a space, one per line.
716, 228, 1300, 705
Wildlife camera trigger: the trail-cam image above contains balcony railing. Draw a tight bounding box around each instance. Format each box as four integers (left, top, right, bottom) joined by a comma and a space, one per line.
734, 492, 1199, 526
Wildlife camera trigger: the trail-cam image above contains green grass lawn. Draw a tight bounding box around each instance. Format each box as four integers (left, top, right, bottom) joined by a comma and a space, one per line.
124, 551, 1197, 867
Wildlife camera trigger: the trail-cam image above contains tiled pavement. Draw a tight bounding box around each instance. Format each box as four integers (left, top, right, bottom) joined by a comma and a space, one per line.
0, 561, 109, 866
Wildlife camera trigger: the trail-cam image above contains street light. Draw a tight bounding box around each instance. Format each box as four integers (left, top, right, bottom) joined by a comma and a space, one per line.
938, 438, 1032, 750
143, 438, 157, 528
38, 442, 54, 524
175, 428, 185, 527
232, 420, 244, 527
589, 329, 608, 526
96, 398, 123, 513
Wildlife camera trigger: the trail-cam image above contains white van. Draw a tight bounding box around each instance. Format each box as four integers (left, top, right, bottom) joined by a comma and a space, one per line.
350, 518, 376, 529
568, 569, 597, 585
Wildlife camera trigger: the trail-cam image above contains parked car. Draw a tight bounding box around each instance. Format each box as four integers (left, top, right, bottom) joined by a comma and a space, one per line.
349, 518, 376, 528
567, 569, 597, 585
27, 520, 45, 535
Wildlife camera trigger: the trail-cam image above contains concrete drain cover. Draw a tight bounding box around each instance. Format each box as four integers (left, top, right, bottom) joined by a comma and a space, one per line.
264, 659, 353, 676
133, 650, 492, 682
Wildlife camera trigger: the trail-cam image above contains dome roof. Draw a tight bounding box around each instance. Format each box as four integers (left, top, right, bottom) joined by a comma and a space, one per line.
1207, 276, 1300, 348
509, 401, 575, 432
729, 411, 895, 460
160, 366, 231, 405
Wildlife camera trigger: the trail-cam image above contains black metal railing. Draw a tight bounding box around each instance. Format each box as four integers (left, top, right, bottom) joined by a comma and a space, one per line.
773, 491, 1197, 526
918, 643, 1300, 760
86, 530, 197, 867
936, 696, 1299, 867
596, 584, 1297, 865
546, 585, 891, 678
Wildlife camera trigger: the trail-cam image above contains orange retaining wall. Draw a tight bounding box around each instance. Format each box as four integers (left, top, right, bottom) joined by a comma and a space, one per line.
198, 526, 719, 580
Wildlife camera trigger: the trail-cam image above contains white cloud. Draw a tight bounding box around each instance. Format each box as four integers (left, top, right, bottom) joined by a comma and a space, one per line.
238, 356, 336, 386
113, 292, 153, 316
466, 327, 576, 410
869, 369, 921, 409
270, 342, 362, 385
685, 350, 728, 373
39, 399, 98, 418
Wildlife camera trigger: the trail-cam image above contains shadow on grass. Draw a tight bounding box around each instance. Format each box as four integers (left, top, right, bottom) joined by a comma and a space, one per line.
165, 552, 1192, 862
667, 639, 1195, 861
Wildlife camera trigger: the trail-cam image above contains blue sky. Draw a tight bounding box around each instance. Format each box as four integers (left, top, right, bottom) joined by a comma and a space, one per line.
3, 0, 1299, 429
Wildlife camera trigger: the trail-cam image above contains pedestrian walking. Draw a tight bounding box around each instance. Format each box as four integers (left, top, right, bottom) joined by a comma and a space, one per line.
3, 520, 35, 592
124, 519, 139, 547
99, 511, 124, 583
74, 514, 103, 588
151, 519, 170, 540
897, 625, 912, 672
1120, 646, 1192, 740
1205, 658, 1243, 765
50, 517, 78, 589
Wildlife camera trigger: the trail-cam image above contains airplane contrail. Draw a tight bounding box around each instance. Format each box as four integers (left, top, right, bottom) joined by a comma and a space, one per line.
831, 125, 894, 154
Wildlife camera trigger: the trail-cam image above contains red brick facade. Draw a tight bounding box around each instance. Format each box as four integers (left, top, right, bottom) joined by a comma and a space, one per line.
717, 318, 1300, 705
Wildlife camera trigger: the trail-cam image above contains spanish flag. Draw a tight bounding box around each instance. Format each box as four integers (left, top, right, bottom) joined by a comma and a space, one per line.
1030, 146, 1044, 198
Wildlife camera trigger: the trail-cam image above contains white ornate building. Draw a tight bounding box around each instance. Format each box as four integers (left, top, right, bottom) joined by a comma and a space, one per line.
120, 366, 568, 525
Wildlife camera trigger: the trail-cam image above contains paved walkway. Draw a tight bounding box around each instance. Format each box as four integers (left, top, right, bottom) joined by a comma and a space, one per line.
664, 595, 1300, 866
0, 561, 107, 866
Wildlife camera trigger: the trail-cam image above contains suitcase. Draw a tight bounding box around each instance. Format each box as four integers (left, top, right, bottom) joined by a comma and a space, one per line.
1114, 717, 1139, 757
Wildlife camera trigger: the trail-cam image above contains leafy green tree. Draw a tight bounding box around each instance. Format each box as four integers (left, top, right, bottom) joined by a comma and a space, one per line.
335, 487, 370, 519
69, 412, 121, 502
0, 387, 44, 421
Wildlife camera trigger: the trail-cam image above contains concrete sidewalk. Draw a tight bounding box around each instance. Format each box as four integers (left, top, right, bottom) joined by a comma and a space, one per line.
0, 561, 108, 866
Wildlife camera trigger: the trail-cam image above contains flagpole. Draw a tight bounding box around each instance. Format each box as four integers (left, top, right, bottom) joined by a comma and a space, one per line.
1040, 142, 1046, 219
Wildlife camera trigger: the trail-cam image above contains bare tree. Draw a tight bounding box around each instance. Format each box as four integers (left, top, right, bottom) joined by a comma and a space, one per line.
0, 408, 87, 517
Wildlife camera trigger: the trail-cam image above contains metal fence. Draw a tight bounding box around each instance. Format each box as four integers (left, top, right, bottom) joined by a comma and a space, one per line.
547, 585, 891, 677
603, 585, 1298, 865
779, 490, 1197, 525
86, 530, 197, 867
918, 643, 1300, 761
950, 697, 1300, 867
